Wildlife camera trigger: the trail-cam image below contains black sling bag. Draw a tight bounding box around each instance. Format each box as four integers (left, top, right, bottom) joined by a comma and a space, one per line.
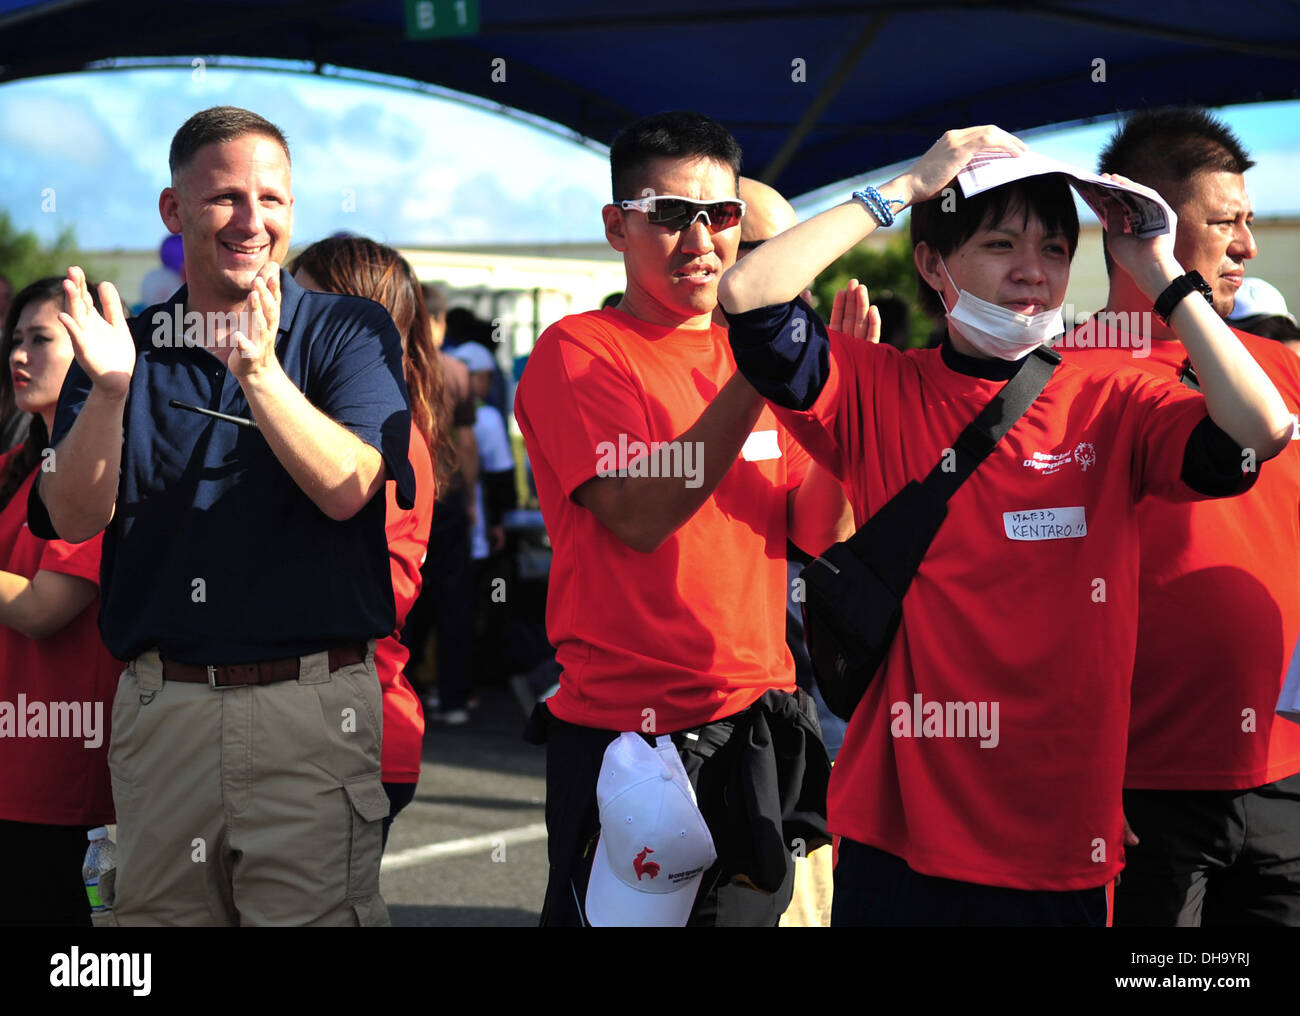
800, 344, 1062, 721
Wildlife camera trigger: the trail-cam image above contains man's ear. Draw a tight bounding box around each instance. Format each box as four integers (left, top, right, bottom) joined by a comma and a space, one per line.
603, 204, 628, 253
159, 187, 183, 234
914, 241, 945, 300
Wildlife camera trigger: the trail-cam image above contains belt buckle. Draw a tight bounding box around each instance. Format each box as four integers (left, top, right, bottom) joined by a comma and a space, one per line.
207, 665, 237, 690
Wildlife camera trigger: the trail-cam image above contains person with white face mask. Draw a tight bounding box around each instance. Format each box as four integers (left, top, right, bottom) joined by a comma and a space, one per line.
935, 256, 1064, 360
717, 125, 1293, 927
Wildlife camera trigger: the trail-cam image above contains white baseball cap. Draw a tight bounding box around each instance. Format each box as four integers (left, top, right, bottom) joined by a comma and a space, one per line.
1228, 277, 1296, 325
448, 341, 497, 373
585, 733, 717, 927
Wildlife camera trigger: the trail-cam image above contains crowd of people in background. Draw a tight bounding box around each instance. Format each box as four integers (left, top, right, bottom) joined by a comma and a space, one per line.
0, 99, 1298, 927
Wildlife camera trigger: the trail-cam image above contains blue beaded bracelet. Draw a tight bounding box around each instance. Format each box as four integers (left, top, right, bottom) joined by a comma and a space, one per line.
852, 186, 905, 227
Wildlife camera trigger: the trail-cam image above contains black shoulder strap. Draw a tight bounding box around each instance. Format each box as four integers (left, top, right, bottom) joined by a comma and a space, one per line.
921, 344, 1061, 502
838, 344, 1061, 570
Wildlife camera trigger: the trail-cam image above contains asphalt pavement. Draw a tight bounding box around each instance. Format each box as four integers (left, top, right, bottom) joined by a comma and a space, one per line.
379, 685, 549, 927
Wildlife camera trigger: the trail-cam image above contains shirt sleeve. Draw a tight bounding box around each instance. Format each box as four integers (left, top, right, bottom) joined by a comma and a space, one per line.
312, 299, 417, 510
725, 297, 833, 411
384, 433, 435, 627
36, 530, 103, 586
727, 297, 883, 485
515, 319, 652, 499
1126, 371, 1257, 503
1179, 417, 1258, 497
28, 360, 97, 540
781, 424, 812, 490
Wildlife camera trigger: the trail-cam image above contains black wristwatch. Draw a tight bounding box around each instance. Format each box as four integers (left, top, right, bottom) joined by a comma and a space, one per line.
1153, 271, 1213, 325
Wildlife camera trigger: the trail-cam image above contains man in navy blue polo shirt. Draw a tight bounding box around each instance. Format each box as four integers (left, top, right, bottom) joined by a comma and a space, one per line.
31, 106, 415, 926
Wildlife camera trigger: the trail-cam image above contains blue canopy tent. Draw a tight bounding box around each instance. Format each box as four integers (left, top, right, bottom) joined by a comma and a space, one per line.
1, 0, 1297, 197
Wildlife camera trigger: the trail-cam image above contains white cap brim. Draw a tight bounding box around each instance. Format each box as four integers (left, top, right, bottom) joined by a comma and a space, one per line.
585, 832, 704, 927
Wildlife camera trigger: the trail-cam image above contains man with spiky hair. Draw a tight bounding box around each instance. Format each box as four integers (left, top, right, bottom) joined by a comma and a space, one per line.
515, 111, 846, 926
1095, 107, 1258, 316
1060, 107, 1300, 926
31, 106, 415, 926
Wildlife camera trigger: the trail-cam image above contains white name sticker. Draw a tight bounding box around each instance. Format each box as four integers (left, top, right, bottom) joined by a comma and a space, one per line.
741, 429, 781, 461
1003, 506, 1087, 541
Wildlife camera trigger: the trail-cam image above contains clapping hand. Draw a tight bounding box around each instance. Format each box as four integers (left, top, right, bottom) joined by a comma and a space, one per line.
227, 263, 283, 379
58, 267, 135, 399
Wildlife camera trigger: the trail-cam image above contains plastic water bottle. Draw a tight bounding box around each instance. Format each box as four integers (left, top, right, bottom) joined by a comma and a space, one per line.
83, 826, 117, 915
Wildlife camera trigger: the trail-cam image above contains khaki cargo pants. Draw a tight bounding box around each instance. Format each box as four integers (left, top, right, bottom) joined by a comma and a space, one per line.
100, 645, 390, 926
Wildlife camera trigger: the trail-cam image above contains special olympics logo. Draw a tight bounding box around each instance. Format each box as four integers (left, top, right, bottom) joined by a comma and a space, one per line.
1074, 442, 1097, 472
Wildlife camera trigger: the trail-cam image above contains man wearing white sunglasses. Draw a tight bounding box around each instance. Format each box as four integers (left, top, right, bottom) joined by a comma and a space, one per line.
515, 111, 849, 926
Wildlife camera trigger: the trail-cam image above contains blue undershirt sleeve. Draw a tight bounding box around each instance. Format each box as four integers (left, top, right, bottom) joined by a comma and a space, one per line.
314, 302, 417, 510
723, 296, 831, 411
1179, 416, 1257, 497
28, 359, 95, 540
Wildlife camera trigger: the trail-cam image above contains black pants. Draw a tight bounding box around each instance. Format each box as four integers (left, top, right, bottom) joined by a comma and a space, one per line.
0, 819, 94, 927
381, 780, 418, 854
529, 706, 797, 927
403, 487, 474, 711
832, 839, 1108, 927
1116, 772, 1300, 926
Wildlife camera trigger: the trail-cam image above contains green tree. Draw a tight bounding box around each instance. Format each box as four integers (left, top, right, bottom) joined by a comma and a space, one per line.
0, 209, 87, 292
810, 225, 933, 349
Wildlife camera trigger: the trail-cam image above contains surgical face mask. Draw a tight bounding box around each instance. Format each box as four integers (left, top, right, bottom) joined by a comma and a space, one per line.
939, 258, 1063, 361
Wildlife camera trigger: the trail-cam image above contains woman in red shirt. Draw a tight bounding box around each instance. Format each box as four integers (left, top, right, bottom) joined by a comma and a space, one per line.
0, 278, 123, 926
288, 238, 451, 849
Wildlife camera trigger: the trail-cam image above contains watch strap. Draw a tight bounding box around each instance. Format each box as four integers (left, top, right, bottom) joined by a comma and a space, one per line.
1154, 271, 1212, 325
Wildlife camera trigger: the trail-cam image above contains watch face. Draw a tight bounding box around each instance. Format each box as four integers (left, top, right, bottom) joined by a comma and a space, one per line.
1186, 270, 1214, 303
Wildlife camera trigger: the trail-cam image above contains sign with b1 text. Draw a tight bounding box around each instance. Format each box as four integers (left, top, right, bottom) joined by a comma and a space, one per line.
404, 0, 480, 38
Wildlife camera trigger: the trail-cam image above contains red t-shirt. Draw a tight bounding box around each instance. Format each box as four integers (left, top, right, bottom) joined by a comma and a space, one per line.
0, 447, 121, 826
376, 424, 434, 783
772, 333, 1227, 891
514, 307, 811, 733
1060, 325, 1300, 789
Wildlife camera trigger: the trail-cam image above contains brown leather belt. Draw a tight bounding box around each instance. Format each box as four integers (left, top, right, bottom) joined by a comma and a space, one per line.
161, 643, 367, 689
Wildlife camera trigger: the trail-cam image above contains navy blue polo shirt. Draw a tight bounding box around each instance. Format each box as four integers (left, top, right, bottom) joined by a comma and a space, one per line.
30, 271, 417, 665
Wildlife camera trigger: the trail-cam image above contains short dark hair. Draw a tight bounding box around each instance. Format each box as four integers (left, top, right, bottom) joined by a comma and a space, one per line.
1098, 107, 1254, 200
909, 174, 1079, 321
609, 111, 742, 200
0, 277, 103, 512
169, 106, 291, 176
445, 306, 494, 347
1238, 315, 1300, 344
1096, 108, 1253, 273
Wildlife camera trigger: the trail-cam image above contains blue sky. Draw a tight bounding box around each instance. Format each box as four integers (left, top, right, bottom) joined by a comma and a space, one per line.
1, 64, 1297, 254
0, 64, 612, 251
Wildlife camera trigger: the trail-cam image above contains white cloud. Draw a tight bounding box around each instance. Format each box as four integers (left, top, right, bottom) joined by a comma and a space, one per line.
0, 91, 114, 166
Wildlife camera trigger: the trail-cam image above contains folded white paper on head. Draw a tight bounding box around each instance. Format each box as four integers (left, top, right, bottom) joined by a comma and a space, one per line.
956, 149, 1176, 239
1278, 632, 1300, 726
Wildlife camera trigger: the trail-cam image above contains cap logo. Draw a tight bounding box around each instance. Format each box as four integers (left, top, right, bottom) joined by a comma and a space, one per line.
633, 846, 660, 881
